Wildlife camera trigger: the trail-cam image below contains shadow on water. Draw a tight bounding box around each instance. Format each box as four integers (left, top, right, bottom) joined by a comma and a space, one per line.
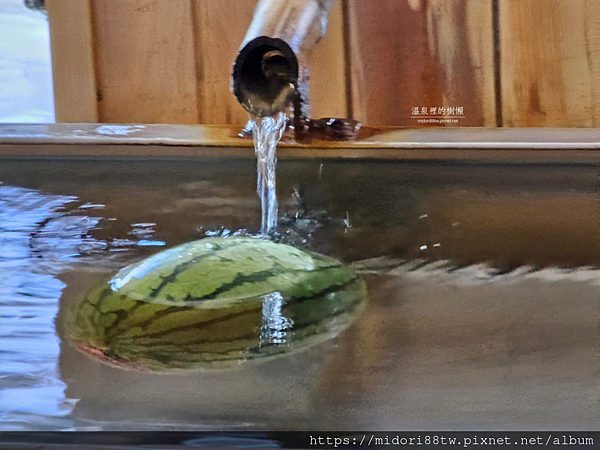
0, 157, 599, 430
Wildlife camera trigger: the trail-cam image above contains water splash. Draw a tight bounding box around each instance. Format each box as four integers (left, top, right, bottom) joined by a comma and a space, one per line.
251, 112, 287, 235
259, 292, 293, 347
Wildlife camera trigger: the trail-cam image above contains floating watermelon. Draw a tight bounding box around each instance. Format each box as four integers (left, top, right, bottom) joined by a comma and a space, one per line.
66, 237, 367, 372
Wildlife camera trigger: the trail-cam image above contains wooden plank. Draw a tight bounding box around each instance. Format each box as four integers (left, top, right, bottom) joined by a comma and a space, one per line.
347, 0, 496, 127
92, 0, 199, 124
426, 0, 497, 127
47, 0, 99, 123
192, 0, 257, 125
587, 1, 600, 127
306, 0, 348, 119
500, 0, 600, 127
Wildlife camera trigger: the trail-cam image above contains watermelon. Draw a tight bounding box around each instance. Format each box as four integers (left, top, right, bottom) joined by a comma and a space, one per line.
66, 237, 367, 372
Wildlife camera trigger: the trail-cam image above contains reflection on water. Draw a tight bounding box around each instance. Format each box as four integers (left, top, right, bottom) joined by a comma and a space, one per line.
0, 183, 159, 430
0, 185, 84, 430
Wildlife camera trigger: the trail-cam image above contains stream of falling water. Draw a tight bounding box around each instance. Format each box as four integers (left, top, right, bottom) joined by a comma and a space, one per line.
250, 111, 287, 235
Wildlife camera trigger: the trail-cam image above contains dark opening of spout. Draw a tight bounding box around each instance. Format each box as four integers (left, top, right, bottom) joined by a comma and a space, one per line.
232, 36, 299, 117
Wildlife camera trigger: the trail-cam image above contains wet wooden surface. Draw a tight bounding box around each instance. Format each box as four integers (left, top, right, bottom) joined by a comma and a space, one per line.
1, 123, 599, 152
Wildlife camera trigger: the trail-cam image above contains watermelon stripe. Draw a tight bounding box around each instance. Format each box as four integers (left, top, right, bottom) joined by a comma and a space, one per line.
121, 296, 362, 358
286, 276, 358, 306
103, 299, 144, 337
120, 305, 187, 333
148, 239, 249, 299
104, 296, 261, 340
186, 268, 280, 301
102, 268, 348, 343
116, 331, 259, 350
75, 288, 364, 370
117, 306, 263, 342
95, 287, 114, 308
102, 297, 146, 338
183, 263, 343, 302
69, 237, 368, 371
114, 282, 363, 349
78, 287, 110, 317
77, 290, 112, 337
100, 278, 360, 346
104, 294, 256, 340
287, 288, 363, 329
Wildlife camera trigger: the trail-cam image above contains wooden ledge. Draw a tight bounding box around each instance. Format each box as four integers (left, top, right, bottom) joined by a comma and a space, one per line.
0, 124, 599, 163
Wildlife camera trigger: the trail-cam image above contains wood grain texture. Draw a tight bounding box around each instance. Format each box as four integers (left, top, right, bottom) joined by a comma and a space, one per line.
92, 0, 199, 124
47, 0, 98, 122
347, 0, 495, 127
192, 0, 256, 125
306, 0, 348, 119
500, 0, 600, 127
426, 0, 496, 127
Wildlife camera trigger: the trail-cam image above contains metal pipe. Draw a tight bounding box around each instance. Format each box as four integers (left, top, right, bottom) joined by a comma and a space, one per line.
232, 0, 336, 117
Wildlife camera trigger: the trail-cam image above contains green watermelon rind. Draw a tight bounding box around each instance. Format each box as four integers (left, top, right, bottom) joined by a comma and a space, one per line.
66, 237, 367, 372
107, 237, 350, 307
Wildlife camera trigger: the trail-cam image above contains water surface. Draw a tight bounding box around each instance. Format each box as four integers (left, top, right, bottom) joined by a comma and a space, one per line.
0, 156, 598, 430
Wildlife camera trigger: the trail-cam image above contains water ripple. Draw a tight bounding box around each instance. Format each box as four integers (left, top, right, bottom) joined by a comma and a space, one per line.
0, 184, 140, 431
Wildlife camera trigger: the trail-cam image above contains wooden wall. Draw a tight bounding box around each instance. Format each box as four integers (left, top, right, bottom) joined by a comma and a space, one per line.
47, 0, 600, 128
499, 0, 600, 127
346, 0, 496, 126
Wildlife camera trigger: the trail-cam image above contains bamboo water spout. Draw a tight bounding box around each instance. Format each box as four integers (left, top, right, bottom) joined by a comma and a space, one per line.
231, 0, 336, 118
